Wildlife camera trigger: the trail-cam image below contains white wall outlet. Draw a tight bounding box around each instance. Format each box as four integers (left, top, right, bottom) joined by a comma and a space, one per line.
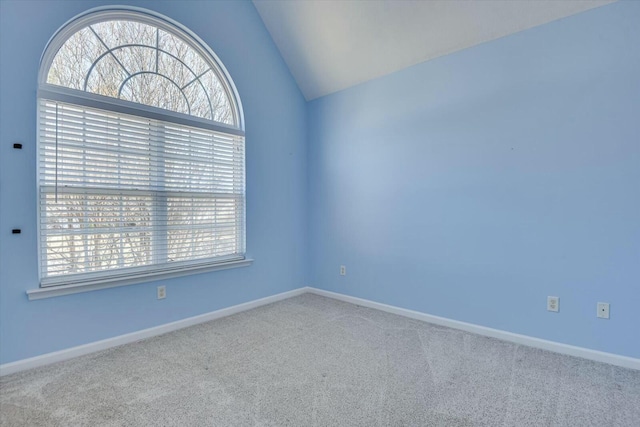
547, 296, 559, 312
157, 285, 166, 300
340, 265, 346, 276
597, 302, 610, 319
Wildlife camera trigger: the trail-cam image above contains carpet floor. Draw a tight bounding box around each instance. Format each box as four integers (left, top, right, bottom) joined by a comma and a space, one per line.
1, 293, 639, 426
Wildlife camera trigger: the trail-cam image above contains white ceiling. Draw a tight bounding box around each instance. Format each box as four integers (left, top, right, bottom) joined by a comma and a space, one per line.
253, 0, 614, 100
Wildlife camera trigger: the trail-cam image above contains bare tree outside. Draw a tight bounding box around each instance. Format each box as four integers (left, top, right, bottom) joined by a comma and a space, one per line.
47, 20, 234, 124
40, 19, 244, 279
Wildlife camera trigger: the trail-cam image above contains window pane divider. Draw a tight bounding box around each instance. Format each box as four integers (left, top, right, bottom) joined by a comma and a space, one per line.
38, 87, 245, 136
40, 185, 242, 199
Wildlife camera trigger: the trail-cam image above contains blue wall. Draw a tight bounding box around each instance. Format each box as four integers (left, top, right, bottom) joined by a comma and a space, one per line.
1, 1, 638, 365
0, 0, 307, 364
308, 2, 640, 358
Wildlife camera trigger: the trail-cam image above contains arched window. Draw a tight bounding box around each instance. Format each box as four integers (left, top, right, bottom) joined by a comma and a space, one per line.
38, 8, 246, 289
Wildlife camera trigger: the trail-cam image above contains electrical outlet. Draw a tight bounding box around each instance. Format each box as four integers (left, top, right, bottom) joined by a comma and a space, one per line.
340, 265, 346, 276
547, 296, 559, 312
597, 302, 609, 319
157, 285, 166, 300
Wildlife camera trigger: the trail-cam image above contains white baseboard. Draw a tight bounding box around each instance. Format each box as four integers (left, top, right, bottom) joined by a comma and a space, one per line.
305, 287, 640, 371
0, 287, 307, 377
3, 286, 638, 376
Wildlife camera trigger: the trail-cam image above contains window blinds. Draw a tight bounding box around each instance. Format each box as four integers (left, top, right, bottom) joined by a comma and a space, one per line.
38, 99, 245, 286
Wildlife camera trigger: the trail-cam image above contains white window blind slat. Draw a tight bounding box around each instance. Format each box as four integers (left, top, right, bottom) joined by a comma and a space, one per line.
39, 99, 245, 284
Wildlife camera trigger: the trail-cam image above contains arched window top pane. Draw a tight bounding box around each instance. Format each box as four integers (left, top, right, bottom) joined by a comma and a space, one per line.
44, 13, 238, 127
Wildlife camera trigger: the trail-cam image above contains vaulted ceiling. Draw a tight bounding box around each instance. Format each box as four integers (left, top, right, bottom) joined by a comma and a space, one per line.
253, 0, 614, 100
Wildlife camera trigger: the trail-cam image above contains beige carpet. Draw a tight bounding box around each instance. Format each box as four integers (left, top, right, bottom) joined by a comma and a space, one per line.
1, 293, 639, 426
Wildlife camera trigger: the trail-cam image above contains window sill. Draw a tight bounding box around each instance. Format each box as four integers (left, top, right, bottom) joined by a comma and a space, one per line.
27, 258, 254, 301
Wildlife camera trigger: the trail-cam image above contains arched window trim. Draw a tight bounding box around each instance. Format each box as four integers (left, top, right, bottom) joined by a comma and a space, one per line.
31, 7, 250, 299
38, 6, 245, 133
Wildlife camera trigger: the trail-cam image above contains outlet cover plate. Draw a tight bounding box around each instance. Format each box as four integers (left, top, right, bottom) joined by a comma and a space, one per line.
547, 296, 559, 312
597, 302, 609, 319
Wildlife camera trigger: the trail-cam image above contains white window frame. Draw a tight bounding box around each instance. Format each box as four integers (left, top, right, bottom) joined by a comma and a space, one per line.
29, 7, 251, 300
